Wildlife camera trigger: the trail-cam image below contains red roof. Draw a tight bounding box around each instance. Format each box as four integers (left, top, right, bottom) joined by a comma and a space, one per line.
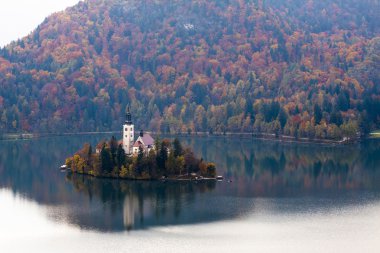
133, 141, 142, 148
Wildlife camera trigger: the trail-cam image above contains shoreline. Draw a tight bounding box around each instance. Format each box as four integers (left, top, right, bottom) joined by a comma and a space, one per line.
65, 170, 219, 182
0, 131, 368, 145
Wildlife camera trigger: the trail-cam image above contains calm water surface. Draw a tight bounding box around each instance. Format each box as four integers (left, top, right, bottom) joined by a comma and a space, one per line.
1, 135, 380, 252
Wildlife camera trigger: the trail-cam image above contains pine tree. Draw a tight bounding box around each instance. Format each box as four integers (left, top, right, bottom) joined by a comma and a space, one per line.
278, 108, 288, 129
173, 138, 183, 157
87, 144, 93, 166
109, 136, 118, 166
100, 144, 112, 174
314, 104, 323, 124
116, 144, 126, 169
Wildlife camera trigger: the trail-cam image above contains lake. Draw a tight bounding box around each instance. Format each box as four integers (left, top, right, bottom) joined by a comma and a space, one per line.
1, 134, 380, 252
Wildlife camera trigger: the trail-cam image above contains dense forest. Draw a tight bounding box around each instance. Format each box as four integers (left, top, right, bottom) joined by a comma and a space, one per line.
0, 0, 379, 140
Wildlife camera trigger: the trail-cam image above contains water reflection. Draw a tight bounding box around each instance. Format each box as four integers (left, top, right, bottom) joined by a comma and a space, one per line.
65, 174, 219, 231
180, 137, 380, 196
0, 135, 380, 232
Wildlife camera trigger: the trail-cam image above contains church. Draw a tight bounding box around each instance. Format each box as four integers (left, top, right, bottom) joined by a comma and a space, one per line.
123, 107, 155, 156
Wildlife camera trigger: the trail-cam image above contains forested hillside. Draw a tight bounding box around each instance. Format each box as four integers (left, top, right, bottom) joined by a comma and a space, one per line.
0, 0, 379, 139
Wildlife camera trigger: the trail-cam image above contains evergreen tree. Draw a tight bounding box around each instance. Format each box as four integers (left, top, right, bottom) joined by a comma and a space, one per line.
109, 136, 118, 166
314, 104, 323, 124
337, 91, 350, 111
100, 145, 112, 173
136, 146, 145, 175
245, 98, 255, 122
278, 108, 288, 129
87, 144, 93, 166
330, 109, 343, 126
157, 139, 170, 171
88, 144, 92, 158
116, 144, 126, 169
173, 138, 183, 157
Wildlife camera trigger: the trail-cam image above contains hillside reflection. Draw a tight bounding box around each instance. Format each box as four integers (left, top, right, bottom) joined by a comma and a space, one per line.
0, 135, 380, 231
181, 137, 380, 196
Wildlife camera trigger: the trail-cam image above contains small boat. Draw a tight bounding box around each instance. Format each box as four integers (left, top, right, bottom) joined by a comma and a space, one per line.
216, 176, 224, 181
60, 164, 68, 170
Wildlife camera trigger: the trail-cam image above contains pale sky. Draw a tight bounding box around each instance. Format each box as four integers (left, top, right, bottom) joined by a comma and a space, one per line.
0, 0, 81, 47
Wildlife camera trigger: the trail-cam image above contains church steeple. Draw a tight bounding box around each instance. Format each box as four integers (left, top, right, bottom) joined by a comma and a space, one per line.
123, 106, 134, 155
125, 106, 132, 125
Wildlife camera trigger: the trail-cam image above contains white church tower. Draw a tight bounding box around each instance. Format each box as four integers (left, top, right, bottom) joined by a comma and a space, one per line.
123, 106, 134, 155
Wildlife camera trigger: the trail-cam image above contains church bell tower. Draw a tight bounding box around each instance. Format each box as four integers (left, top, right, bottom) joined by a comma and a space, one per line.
123, 106, 134, 155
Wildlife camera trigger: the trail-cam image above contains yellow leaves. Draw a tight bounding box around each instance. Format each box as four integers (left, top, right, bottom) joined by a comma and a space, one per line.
32, 70, 50, 82
119, 166, 128, 178
157, 53, 171, 65
334, 79, 347, 87
76, 65, 95, 85
66, 86, 78, 98
237, 43, 251, 54
12, 120, 17, 129
346, 51, 359, 63
96, 88, 110, 103
191, 74, 209, 86
301, 57, 313, 70
65, 157, 73, 168
5, 73, 14, 80
157, 65, 176, 84
56, 73, 65, 82
137, 71, 157, 87
70, 154, 86, 173
194, 45, 206, 57
278, 96, 286, 104
270, 43, 279, 50
208, 59, 219, 69
0, 57, 12, 72
348, 78, 363, 94
52, 43, 83, 64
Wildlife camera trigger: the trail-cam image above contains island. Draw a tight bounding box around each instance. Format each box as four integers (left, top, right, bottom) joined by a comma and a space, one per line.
65, 109, 216, 180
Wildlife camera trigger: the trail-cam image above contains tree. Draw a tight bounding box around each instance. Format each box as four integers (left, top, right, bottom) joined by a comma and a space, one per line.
184, 148, 199, 175
206, 163, 216, 178
337, 91, 350, 111
278, 108, 288, 129
88, 144, 92, 160
109, 136, 118, 166
173, 138, 183, 157
116, 144, 125, 169
330, 109, 343, 126
136, 146, 145, 175
165, 152, 177, 175
314, 104, 322, 124
100, 145, 112, 173
341, 120, 358, 138
157, 139, 170, 172
245, 98, 254, 120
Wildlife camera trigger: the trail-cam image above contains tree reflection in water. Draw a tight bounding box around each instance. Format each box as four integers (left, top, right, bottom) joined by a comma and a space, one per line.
66, 173, 218, 231
180, 137, 380, 196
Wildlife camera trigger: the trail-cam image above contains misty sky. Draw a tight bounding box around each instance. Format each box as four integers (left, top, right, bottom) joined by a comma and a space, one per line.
0, 0, 80, 47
